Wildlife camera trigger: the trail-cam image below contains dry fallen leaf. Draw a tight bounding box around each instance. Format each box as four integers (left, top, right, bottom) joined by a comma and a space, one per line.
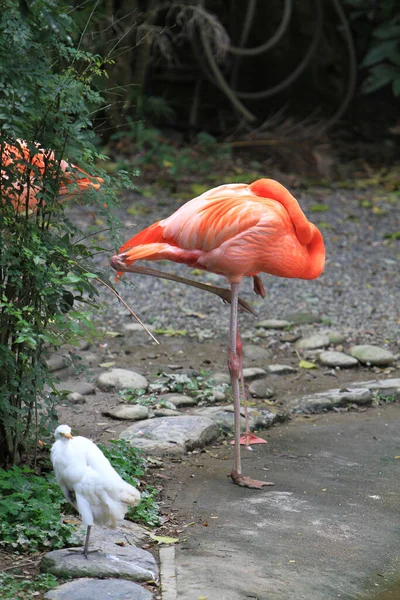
148, 533, 179, 545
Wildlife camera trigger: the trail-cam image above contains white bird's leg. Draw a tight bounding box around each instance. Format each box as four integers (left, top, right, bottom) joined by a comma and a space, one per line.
67, 525, 99, 558
83, 525, 91, 558
229, 283, 274, 489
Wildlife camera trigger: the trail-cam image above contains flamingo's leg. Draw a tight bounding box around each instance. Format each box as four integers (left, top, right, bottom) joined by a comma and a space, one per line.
236, 333, 267, 447
228, 282, 274, 489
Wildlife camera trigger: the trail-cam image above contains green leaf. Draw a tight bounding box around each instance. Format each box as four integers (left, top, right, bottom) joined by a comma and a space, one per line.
299, 359, 318, 370
361, 41, 398, 67
310, 204, 329, 212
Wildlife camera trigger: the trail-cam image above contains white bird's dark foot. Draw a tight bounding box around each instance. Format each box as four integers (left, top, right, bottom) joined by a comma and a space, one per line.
66, 547, 100, 559
230, 469, 275, 489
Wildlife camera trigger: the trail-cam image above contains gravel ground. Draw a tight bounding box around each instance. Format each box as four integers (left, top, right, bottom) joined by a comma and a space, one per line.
75, 183, 400, 347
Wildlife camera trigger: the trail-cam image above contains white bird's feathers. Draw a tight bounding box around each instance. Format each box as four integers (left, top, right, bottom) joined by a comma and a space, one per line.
51, 425, 140, 528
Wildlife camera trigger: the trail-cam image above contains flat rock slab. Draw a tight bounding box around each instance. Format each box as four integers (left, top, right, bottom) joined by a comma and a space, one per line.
355, 378, 400, 390
296, 334, 330, 350
44, 578, 153, 600
349, 345, 395, 366
242, 367, 267, 380
266, 364, 297, 375
103, 405, 150, 420
97, 369, 148, 391
248, 378, 276, 399
242, 344, 270, 361
209, 372, 231, 385
191, 404, 285, 432
256, 319, 291, 329
77, 520, 150, 548
42, 544, 158, 582
289, 387, 372, 413
120, 416, 219, 455
159, 393, 197, 407
351, 378, 400, 399
284, 311, 321, 324
318, 351, 359, 368
55, 381, 96, 396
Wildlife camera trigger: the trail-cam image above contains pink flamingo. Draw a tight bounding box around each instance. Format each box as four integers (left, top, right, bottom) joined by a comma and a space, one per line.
111, 179, 325, 488
1, 139, 102, 212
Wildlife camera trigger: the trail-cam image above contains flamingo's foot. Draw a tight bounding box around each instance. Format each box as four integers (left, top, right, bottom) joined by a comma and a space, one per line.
230, 469, 275, 489
231, 433, 267, 446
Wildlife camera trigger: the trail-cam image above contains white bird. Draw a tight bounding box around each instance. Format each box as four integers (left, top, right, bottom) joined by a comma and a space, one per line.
51, 424, 141, 558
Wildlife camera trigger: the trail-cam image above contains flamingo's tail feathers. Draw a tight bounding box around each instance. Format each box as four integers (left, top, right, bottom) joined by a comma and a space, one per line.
250, 179, 313, 246
119, 222, 164, 255
121, 242, 176, 264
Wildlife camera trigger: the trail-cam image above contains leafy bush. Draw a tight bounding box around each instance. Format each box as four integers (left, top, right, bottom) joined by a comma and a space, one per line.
0, 466, 81, 552
0, 1, 134, 466
0, 572, 58, 600
346, 0, 400, 97
98, 439, 161, 527
361, 15, 400, 96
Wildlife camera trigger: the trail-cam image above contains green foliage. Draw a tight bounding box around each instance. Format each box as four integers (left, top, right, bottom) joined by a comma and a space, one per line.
346, 0, 400, 96
0, 466, 80, 552
0, 572, 58, 600
0, 1, 135, 466
149, 372, 228, 403
98, 439, 161, 527
113, 116, 231, 186
361, 15, 400, 96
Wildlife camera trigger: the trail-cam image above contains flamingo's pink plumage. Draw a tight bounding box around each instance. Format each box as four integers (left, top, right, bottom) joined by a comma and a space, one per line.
112, 178, 325, 488
117, 179, 325, 282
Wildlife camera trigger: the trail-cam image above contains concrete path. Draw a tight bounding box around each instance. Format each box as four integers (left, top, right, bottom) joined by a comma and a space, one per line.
162, 405, 400, 600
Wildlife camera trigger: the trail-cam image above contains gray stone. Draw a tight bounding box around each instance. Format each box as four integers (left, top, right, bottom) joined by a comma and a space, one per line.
242, 367, 267, 381
208, 372, 231, 385
120, 416, 219, 455
97, 369, 148, 391
56, 381, 96, 396
153, 408, 183, 417
44, 578, 152, 600
266, 364, 297, 375
350, 378, 400, 400
103, 405, 149, 421
355, 378, 400, 391
67, 392, 86, 405
41, 543, 158, 582
159, 393, 197, 407
295, 334, 331, 350
280, 332, 301, 343
79, 352, 99, 367
256, 319, 291, 329
327, 331, 347, 344
45, 354, 70, 372
192, 404, 284, 432
242, 345, 270, 361
249, 378, 276, 399
76, 520, 149, 549
289, 387, 373, 414
284, 311, 321, 324
349, 345, 395, 366
318, 351, 359, 368
210, 389, 227, 402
